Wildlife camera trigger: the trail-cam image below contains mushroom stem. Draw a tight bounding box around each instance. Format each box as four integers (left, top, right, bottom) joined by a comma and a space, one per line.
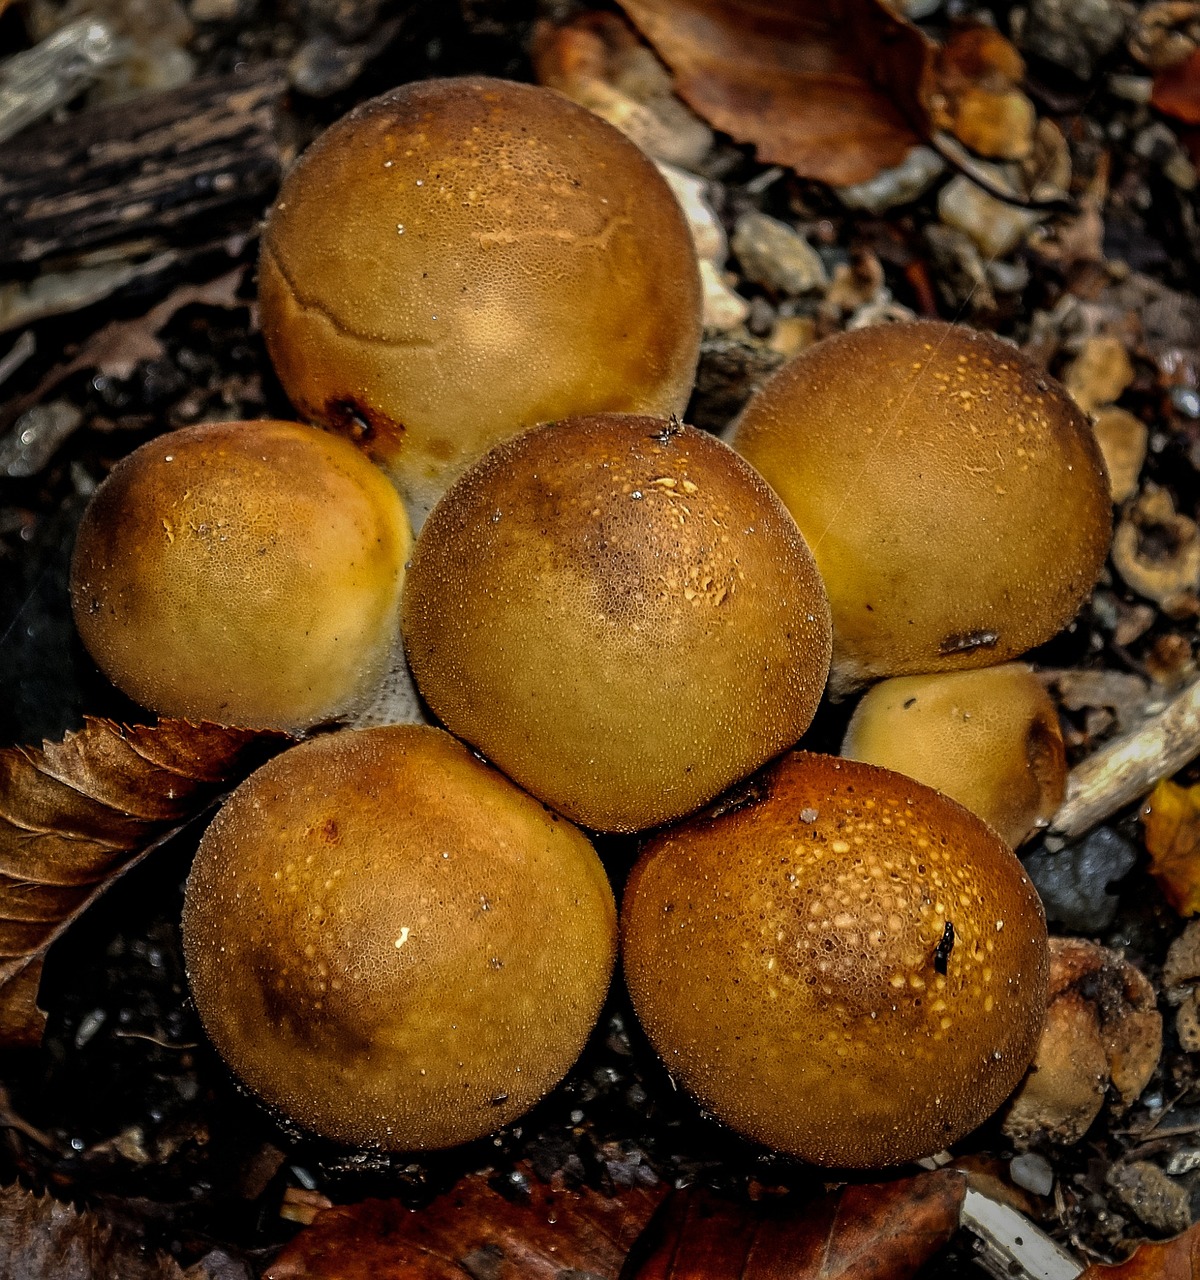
1048, 677, 1200, 844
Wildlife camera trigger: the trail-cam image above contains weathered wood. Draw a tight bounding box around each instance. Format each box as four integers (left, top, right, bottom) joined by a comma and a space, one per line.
0, 65, 286, 268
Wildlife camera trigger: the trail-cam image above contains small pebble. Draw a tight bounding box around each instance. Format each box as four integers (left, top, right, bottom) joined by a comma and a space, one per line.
836, 146, 945, 213
1167, 1148, 1200, 1177
1023, 827, 1138, 931
938, 171, 1044, 258
1010, 1152, 1055, 1196
1172, 386, 1200, 419
731, 212, 827, 296
656, 162, 727, 266
73, 1008, 107, 1049
1014, 0, 1126, 81
699, 260, 750, 333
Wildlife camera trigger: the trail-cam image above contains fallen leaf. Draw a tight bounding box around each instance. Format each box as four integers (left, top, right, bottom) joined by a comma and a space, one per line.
265, 1165, 666, 1279
626, 1173, 965, 1279
1144, 777, 1200, 915
1153, 45, 1200, 122
0, 267, 245, 437
0, 717, 283, 1047
613, 0, 935, 186
0, 1182, 185, 1280
934, 25, 1035, 161
531, 11, 714, 168
1080, 1218, 1200, 1276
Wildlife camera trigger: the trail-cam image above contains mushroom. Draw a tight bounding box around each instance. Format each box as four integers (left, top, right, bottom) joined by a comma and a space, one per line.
401, 413, 832, 833
727, 321, 1112, 693
841, 664, 1067, 847
71, 419, 410, 732
621, 751, 1050, 1168
182, 724, 617, 1150
259, 76, 703, 520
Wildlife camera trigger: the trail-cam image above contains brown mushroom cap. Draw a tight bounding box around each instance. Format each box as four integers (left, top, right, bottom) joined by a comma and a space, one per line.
622, 751, 1049, 1167
841, 664, 1067, 847
259, 76, 702, 518
70, 419, 410, 731
402, 413, 832, 833
182, 724, 617, 1150
728, 321, 1111, 691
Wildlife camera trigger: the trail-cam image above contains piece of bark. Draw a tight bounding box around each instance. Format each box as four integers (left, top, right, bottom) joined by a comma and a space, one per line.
0, 65, 285, 268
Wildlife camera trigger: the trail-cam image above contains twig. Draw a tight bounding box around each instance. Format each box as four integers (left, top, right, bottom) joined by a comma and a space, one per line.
1048, 676, 1200, 845
927, 130, 1074, 213
961, 1187, 1084, 1280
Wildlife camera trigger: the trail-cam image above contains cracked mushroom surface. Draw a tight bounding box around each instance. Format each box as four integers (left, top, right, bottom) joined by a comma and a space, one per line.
402, 413, 832, 833
728, 321, 1112, 692
622, 751, 1049, 1168
182, 724, 617, 1150
259, 76, 703, 520
841, 664, 1067, 847
70, 419, 411, 732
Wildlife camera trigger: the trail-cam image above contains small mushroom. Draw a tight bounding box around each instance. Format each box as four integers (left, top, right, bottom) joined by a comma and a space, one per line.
71, 420, 410, 732
182, 724, 617, 1150
1111, 486, 1200, 614
728, 321, 1112, 693
622, 751, 1049, 1168
259, 76, 702, 520
841, 664, 1067, 847
1003, 937, 1162, 1147
402, 413, 832, 833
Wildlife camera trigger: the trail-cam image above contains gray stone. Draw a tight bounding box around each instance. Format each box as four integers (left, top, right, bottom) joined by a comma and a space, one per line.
1010, 1152, 1055, 1196
1023, 827, 1137, 932
731, 212, 827, 296
836, 146, 945, 213
1016, 0, 1127, 81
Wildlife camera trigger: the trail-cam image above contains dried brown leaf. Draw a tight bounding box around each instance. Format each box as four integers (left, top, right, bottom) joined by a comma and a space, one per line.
1143, 777, 1200, 916
265, 1165, 666, 1279
0, 1181, 185, 1280
613, 0, 934, 186
1153, 47, 1200, 123
626, 1173, 965, 1279
0, 717, 283, 1047
1081, 1218, 1200, 1277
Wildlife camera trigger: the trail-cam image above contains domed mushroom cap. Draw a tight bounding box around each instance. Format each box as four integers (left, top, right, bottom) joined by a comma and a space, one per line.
71, 420, 410, 731
182, 724, 617, 1150
728, 321, 1111, 691
622, 751, 1049, 1167
842, 664, 1067, 848
260, 75, 703, 519
402, 413, 832, 833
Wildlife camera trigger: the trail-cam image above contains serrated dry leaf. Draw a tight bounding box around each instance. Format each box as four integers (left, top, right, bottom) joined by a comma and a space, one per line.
0, 717, 283, 1047
0, 1182, 185, 1280
626, 1173, 966, 1279
265, 1165, 666, 1279
1081, 1218, 1200, 1276
1142, 777, 1200, 916
613, 0, 935, 186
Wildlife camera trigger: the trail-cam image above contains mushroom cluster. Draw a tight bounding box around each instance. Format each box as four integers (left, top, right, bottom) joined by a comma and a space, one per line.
67, 74, 1118, 1164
